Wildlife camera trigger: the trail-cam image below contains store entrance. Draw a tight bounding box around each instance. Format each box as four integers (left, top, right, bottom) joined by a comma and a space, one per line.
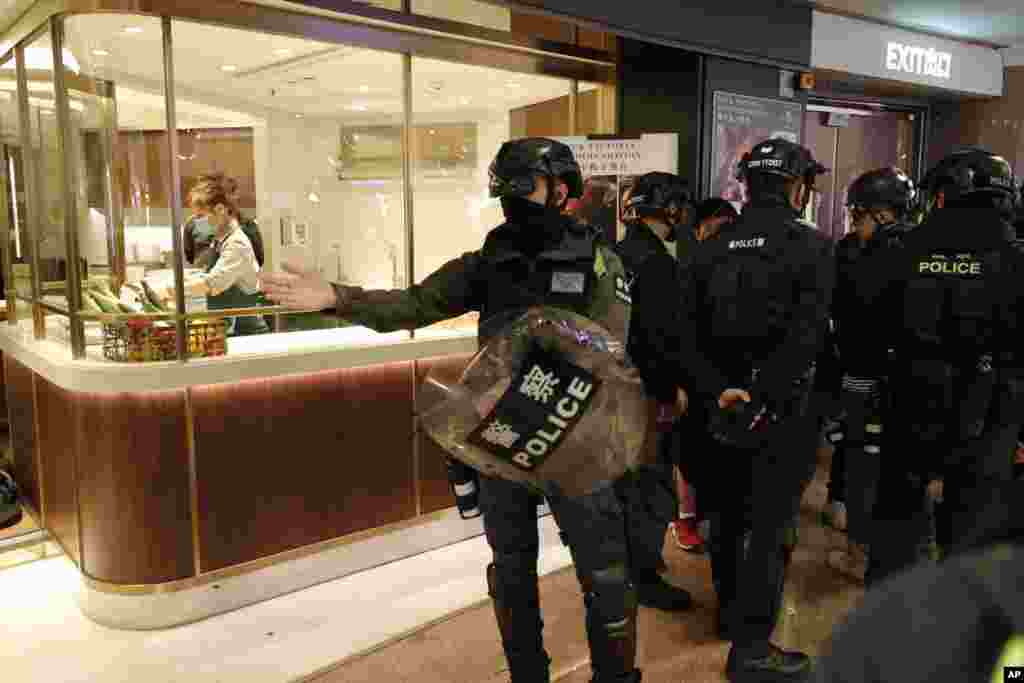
802, 102, 923, 240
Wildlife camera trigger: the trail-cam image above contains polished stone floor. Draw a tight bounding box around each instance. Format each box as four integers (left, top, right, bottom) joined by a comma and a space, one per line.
312, 447, 866, 683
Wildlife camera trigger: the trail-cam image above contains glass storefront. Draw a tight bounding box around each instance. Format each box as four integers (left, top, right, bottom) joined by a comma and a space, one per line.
0, 2, 617, 357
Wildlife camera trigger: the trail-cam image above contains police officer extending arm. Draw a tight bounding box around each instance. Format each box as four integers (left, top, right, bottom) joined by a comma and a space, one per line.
681, 139, 833, 682
869, 149, 1024, 584
613, 172, 697, 612
264, 139, 641, 683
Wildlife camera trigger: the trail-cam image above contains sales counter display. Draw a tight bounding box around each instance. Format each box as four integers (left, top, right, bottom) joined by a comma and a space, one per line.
0, 314, 478, 629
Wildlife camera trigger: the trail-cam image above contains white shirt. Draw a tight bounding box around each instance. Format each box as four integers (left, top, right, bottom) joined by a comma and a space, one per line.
201, 221, 260, 296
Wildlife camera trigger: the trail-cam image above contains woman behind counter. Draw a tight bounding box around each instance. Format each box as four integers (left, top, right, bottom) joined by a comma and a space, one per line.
162, 175, 269, 336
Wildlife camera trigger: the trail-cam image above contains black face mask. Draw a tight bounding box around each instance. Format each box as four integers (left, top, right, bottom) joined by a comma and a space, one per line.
500, 195, 566, 253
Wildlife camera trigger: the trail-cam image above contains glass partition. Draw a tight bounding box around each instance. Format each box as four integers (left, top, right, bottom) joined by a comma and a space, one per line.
22, 28, 69, 326
169, 18, 407, 336
2, 6, 616, 358
59, 15, 171, 349
0, 51, 27, 322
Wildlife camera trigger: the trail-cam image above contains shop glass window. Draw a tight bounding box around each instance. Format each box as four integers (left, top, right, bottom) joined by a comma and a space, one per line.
169, 19, 408, 338
0, 51, 29, 322
412, 0, 513, 32
60, 15, 170, 347
411, 57, 577, 339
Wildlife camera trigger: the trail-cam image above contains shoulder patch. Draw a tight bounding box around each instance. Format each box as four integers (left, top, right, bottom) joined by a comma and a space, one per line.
594, 248, 608, 280
614, 274, 632, 304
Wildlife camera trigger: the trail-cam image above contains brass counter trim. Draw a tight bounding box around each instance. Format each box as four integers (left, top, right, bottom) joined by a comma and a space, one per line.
184, 387, 201, 577
80, 506, 458, 595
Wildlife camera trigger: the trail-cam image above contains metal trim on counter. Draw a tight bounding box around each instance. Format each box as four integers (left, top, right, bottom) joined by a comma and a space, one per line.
76, 506, 485, 629
0, 324, 478, 393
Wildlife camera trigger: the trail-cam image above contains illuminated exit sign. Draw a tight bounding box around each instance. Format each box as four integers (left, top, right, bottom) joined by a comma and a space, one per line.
886, 42, 952, 79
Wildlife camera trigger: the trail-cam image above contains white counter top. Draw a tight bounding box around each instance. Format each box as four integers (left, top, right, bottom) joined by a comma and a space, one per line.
0, 322, 478, 394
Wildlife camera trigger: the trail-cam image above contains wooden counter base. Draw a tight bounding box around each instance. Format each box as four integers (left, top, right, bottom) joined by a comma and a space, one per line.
3, 338, 482, 629
77, 508, 486, 630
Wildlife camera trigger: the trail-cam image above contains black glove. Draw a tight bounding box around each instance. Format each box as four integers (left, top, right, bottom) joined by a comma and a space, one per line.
708, 394, 778, 450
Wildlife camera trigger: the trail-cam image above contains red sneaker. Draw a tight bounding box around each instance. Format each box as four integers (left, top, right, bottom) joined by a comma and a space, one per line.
671, 517, 704, 553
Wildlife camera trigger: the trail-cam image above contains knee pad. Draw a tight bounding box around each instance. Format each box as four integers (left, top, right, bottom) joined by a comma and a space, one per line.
582, 564, 635, 625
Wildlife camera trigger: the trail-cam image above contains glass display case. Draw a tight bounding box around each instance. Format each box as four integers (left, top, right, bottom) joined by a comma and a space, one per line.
0, 1, 617, 361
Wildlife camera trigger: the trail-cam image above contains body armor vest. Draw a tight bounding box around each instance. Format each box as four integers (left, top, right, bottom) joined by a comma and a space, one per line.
476, 224, 597, 342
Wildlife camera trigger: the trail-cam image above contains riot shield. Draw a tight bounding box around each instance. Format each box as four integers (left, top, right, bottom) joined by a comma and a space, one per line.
419, 307, 649, 498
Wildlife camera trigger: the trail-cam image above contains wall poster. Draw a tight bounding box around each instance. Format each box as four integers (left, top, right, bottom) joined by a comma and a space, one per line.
709, 92, 803, 212
556, 134, 678, 245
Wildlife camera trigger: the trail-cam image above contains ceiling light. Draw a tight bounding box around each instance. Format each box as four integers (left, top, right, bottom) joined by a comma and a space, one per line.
294, 113, 303, 119
506, 81, 522, 88
359, 85, 369, 93
221, 65, 237, 72
274, 48, 292, 56
92, 49, 110, 57
459, 97, 471, 105
123, 26, 143, 34
348, 103, 368, 112
428, 129, 436, 135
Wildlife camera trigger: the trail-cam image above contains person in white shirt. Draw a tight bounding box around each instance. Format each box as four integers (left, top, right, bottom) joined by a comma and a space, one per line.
162, 175, 268, 336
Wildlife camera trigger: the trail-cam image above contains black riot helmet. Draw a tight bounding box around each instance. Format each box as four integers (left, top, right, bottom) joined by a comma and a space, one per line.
488, 138, 584, 207
736, 138, 828, 211
847, 167, 916, 224
920, 147, 1019, 218
622, 172, 696, 240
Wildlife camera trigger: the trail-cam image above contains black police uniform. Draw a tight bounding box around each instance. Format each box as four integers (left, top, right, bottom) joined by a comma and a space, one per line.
680, 139, 834, 680
869, 202, 1024, 584
613, 220, 695, 610
815, 543, 1024, 683
612, 172, 699, 611
330, 139, 640, 683
825, 169, 917, 549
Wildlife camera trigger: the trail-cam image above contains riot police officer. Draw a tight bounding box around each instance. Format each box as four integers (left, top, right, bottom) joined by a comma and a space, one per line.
262, 138, 641, 683
823, 168, 917, 581
614, 172, 697, 612
869, 148, 1024, 583
681, 138, 834, 681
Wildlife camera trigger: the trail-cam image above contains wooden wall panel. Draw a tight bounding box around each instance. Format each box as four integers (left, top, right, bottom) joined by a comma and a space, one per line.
76, 389, 193, 585
0, 350, 7, 430
35, 377, 80, 565
5, 357, 39, 515
414, 354, 474, 514
191, 362, 416, 572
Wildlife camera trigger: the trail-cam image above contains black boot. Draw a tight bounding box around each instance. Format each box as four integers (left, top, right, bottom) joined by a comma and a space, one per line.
726, 642, 811, 682
487, 563, 551, 683
583, 565, 642, 683
632, 569, 693, 612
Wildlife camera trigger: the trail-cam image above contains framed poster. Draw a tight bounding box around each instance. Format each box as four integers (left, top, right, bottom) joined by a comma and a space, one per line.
709, 92, 803, 212
557, 134, 678, 244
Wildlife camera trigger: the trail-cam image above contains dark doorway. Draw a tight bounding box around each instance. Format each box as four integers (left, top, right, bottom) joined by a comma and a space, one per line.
802, 103, 922, 240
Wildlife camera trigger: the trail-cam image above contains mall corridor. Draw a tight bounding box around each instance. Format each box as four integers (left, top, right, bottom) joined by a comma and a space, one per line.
309, 447, 863, 683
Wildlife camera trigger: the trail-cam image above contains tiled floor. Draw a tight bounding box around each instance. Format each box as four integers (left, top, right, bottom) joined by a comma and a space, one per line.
310, 447, 865, 683
0, 446, 865, 683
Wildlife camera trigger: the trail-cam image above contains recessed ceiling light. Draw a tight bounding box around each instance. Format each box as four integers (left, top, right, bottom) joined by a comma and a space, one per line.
359, 85, 369, 93
221, 65, 237, 72
507, 81, 522, 88
92, 49, 110, 57
459, 96, 471, 106
428, 129, 436, 135
274, 48, 292, 56
352, 134, 360, 141
348, 104, 368, 112
123, 26, 143, 34
294, 114, 303, 119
